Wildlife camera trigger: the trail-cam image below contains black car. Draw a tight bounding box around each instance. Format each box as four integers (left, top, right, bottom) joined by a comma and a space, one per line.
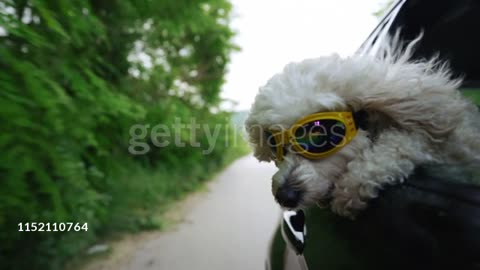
266, 0, 480, 269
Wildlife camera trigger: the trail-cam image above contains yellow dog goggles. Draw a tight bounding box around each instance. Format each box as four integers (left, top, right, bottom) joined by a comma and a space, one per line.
265, 111, 358, 161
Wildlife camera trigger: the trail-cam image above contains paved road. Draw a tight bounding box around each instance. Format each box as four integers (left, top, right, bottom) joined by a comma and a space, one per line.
85, 155, 281, 270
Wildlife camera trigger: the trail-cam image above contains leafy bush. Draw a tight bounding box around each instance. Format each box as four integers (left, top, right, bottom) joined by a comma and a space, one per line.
0, 1, 244, 269
462, 88, 480, 105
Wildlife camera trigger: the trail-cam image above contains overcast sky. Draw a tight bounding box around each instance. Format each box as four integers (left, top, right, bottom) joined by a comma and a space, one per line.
221, 0, 387, 111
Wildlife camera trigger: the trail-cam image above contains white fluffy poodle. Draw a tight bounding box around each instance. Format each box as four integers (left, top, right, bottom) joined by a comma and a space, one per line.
245, 35, 480, 218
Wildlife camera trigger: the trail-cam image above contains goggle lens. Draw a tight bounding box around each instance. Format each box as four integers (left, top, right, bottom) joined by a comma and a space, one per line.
265, 131, 278, 155
294, 119, 346, 153
263, 111, 356, 160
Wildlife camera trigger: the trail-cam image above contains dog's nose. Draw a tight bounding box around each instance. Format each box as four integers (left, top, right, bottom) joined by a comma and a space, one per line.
275, 186, 301, 208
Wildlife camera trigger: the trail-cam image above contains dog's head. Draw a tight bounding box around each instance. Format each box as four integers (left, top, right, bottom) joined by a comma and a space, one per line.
245, 37, 463, 210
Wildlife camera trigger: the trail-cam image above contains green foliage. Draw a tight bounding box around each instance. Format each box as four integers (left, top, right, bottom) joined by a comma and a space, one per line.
373, 0, 395, 18
462, 88, 480, 105
0, 0, 244, 269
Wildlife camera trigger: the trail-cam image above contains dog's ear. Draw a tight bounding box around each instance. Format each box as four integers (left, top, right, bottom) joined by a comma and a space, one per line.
343, 31, 471, 141
352, 89, 469, 141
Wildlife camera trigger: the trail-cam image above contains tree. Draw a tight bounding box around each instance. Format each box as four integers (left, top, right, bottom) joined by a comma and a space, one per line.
0, 0, 238, 269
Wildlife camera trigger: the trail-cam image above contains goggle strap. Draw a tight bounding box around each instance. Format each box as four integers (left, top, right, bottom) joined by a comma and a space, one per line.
353, 110, 368, 130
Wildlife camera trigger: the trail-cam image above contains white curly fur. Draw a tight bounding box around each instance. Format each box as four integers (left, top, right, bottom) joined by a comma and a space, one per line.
245, 34, 480, 218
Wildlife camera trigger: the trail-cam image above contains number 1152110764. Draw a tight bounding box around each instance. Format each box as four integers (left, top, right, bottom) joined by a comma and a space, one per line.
18, 222, 88, 232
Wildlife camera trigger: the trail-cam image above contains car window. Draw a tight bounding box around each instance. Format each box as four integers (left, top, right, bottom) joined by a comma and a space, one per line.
387, 0, 480, 87
375, 0, 480, 107
357, 0, 406, 56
